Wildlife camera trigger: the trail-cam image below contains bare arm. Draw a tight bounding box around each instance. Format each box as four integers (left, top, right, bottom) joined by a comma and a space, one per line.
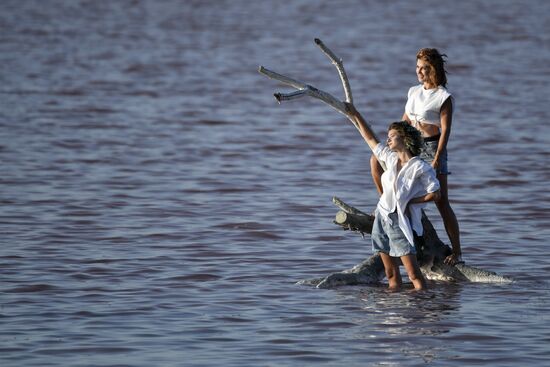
435, 97, 453, 164
409, 190, 441, 205
346, 104, 380, 151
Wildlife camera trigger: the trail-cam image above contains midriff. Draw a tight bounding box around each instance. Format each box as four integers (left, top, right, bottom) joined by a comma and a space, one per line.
416, 121, 440, 138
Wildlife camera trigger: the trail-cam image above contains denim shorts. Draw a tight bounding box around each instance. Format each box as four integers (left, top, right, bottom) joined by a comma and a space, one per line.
372, 211, 416, 257
419, 136, 449, 175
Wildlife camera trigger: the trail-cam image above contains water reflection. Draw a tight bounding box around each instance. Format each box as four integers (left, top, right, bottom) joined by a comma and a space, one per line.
357, 283, 461, 332
332, 283, 464, 363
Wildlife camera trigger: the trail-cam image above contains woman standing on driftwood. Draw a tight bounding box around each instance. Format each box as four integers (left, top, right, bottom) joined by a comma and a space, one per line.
370, 48, 463, 266
347, 105, 440, 290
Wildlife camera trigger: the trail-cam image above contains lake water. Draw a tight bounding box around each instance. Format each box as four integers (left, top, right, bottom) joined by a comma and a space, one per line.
1, 0, 549, 366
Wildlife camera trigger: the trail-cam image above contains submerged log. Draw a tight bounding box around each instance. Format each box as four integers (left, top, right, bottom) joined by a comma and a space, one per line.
298, 197, 513, 288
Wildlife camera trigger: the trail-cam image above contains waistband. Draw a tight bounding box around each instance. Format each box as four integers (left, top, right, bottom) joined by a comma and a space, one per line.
423, 134, 441, 142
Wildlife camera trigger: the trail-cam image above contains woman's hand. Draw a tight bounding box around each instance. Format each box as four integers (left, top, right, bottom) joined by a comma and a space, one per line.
431, 156, 440, 172
343, 103, 380, 150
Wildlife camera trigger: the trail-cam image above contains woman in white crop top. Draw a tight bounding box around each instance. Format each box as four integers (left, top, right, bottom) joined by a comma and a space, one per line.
370, 48, 463, 266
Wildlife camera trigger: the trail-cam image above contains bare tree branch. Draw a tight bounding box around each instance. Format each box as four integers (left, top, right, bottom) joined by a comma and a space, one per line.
258, 65, 349, 118
258, 39, 361, 131
314, 38, 353, 104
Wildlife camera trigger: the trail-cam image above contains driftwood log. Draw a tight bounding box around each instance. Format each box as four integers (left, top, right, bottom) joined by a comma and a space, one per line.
260, 39, 512, 287
296, 198, 512, 288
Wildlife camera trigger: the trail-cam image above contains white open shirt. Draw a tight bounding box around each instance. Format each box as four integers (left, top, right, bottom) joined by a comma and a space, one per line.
373, 143, 440, 246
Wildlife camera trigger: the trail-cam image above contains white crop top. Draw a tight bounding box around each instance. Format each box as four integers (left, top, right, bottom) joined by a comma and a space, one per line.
405, 84, 453, 128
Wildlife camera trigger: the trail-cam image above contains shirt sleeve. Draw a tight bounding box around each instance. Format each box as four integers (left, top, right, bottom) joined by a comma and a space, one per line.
405, 85, 417, 120
420, 165, 440, 193
373, 143, 392, 164
407, 85, 416, 99
440, 89, 454, 111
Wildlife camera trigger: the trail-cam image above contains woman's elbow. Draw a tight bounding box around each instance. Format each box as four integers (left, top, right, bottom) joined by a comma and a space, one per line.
432, 190, 441, 202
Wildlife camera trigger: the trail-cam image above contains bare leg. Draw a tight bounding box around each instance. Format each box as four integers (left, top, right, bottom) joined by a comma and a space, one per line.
435, 174, 462, 261
400, 254, 427, 290
379, 253, 402, 289
370, 154, 384, 195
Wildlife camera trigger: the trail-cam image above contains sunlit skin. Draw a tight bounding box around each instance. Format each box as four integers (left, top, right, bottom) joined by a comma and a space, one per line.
386, 129, 403, 151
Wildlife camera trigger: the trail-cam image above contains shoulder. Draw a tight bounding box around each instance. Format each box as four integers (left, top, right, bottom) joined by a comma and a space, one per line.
374, 143, 388, 156
374, 143, 395, 162
407, 84, 422, 97
433, 86, 453, 110
437, 86, 453, 100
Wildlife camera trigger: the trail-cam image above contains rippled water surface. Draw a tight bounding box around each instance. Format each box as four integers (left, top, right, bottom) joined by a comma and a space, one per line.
1, 1, 549, 366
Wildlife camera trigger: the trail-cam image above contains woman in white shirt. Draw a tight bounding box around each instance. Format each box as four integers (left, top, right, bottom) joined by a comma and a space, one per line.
370, 48, 463, 266
347, 105, 440, 290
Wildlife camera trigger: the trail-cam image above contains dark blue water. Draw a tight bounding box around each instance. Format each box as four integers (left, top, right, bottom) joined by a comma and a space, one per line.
1, 1, 549, 366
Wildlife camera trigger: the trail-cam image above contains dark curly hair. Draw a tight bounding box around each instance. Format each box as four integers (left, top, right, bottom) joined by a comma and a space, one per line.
417, 48, 448, 87
388, 121, 424, 156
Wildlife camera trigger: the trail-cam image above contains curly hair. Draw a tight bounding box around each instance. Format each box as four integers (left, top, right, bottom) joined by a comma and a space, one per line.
417, 48, 448, 87
388, 121, 424, 156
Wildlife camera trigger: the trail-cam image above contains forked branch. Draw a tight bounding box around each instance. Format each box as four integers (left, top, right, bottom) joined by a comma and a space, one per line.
258, 38, 360, 131
314, 38, 353, 104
